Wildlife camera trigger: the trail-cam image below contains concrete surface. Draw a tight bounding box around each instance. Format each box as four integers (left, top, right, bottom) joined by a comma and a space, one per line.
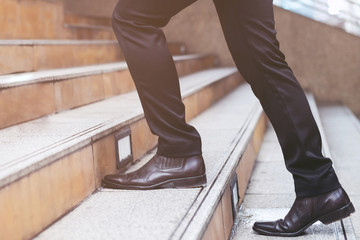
320, 105, 360, 239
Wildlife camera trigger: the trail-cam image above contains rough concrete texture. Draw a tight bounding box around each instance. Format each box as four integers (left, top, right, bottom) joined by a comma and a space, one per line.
320, 105, 360, 239
36, 189, 200, 240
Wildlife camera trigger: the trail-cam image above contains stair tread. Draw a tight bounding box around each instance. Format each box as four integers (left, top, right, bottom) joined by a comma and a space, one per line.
319, 105, 360, 238
34, 84, 261, 240
0, 67, 237, 189
0, 54, 208, 88
229, 94, 354, 239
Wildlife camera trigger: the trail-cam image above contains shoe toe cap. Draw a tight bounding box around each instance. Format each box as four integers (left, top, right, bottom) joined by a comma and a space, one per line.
103, 173, 126, 183
253, 220, 281, 233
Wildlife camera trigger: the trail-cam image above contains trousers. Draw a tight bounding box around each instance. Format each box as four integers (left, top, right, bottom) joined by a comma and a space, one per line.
111, 0, 341, 197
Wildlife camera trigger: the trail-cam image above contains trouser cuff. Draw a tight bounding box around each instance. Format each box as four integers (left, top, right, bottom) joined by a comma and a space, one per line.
295, 172, 341, 197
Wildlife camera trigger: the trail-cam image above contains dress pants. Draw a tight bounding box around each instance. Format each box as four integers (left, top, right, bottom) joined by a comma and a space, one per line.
112, 0, 341, 197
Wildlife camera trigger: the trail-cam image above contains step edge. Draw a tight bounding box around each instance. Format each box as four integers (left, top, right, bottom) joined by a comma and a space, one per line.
173, 103, 263, 240
64, 23, 113, 31
0, 70, 238, 190
306, 94, 332, 157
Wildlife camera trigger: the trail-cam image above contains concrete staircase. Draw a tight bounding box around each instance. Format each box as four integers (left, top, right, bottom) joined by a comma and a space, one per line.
2, 1, 358, 240
30, 84, 266, 240
0, 1, 266, 239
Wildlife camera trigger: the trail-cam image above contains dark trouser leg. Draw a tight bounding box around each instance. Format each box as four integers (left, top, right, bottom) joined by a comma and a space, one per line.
112, 0, 201, 157
213, 0, 340, 197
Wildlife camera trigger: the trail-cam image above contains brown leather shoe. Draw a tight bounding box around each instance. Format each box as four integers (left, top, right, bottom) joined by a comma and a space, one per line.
253, 187, 355, 237
102, 154, 207, 189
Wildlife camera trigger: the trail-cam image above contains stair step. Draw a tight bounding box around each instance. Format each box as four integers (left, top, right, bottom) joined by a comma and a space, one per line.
0, 0, 65, 39
0, 54, 215, 129
0, 39, 122, 75
0, 68, 243, 240
63, 23, 116, 40
319, 105, 360, 238
63, 13, 115, 40
229, 94, 356, 239
0, 0, 115, 40
33, 84, 266, 240
0, 40, 186, 75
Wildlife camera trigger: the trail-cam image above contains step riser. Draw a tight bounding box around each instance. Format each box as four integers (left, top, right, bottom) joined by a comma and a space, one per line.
202, 113, 267, 240
0, 42, 187, 75
0, 0, 65, 39
0, 44, 123, 75
63, 13, 115, 40
0, 56, 215, 129
1, 0, 114, 40
64, 27, 116, 40
0, 73, 242, 240
64, 12, 112, 28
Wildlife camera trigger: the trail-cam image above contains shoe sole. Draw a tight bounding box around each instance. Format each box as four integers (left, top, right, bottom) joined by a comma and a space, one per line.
252, 202, 356, 237
102, 174, 207, 190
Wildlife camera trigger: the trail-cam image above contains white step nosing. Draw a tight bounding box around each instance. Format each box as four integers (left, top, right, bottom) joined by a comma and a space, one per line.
172, 54, 210, 62
64, 23, 113, 31
0, 54, 209, 89
0, 39, 118, 46
181, 68, 238, 98
177, 105, 263, 240
0, 68, 238, 189
306, 94, 332, 157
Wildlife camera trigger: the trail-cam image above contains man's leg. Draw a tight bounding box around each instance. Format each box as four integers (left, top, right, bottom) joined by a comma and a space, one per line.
213, 0, 354, 236
102, 0, 207, 190
213, 0, 339, 198
112, 0, 201, 157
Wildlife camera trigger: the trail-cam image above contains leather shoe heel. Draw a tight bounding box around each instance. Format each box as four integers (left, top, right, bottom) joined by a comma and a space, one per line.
319, 202, 356, 225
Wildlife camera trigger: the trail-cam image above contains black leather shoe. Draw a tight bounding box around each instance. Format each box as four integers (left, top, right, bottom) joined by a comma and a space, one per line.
253, 187, 355, 237
102, 154, 207, 189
